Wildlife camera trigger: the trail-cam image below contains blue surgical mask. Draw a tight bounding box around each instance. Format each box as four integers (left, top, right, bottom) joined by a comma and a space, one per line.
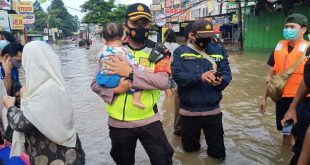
0, 40, 9, 51
283, 28, 299, 40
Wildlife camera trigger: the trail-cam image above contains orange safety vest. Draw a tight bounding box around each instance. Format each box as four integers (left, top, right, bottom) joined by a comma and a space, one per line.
274, 40, 310, 97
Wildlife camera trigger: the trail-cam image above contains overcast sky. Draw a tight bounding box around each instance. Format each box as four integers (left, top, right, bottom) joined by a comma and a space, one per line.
30, 0, 152, 20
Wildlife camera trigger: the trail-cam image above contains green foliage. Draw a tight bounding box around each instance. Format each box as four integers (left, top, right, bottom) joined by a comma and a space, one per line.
81, 0, 126, 24
48, 0, 77, 36
27, 30, 38, 34
32, 0, 77, 36
32, 0, 48, 32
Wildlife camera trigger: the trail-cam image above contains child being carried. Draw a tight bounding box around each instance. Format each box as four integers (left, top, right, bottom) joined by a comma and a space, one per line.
96, 22, 152, 109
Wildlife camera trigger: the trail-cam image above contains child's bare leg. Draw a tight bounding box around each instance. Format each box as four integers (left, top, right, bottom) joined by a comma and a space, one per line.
133, 91, 145, 109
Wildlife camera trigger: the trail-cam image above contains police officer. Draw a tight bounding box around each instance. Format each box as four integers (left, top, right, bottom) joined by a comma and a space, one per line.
91, 3, 174, 165
171, 19, 232, 160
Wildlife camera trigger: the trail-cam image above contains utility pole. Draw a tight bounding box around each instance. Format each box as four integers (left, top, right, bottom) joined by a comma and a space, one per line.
236, 0, 243, 50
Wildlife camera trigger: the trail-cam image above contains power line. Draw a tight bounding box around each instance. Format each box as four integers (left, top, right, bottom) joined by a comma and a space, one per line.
65, 6, 83, 12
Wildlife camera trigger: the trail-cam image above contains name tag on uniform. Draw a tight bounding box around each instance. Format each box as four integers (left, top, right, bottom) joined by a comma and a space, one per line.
182, 56, 197, 60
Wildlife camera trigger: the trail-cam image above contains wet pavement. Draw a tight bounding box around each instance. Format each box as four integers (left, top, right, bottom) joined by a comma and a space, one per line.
48, 39, 292, 165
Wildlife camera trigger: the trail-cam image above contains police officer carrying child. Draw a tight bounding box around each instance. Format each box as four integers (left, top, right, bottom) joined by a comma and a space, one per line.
91, 3, 174, 165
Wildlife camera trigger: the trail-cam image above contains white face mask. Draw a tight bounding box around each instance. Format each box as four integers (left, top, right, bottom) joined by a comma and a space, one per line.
215, 34, 220, 38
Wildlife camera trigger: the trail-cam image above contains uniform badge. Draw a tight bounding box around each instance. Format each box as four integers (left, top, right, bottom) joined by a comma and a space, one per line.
139, 57, 151, 67
206, 24, 211, 30
137, 5, 144, 12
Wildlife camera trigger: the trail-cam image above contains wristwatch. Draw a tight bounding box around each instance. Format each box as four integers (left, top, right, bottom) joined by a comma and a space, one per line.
128, 70, 134, 80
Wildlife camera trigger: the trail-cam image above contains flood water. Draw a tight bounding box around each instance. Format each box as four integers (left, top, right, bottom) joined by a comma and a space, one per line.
48, 39, 293, 165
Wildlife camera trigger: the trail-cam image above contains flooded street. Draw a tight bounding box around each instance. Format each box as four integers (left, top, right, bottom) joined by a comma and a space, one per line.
49, 40, 292, 165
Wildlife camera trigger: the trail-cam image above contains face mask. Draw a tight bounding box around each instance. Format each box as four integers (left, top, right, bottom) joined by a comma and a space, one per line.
0, 40, 9, 51
12, 60, 22, 68
283, 28, 299, 40
215, 34, 220, 38
194, 37, 212, 49
126, 25, 150, 43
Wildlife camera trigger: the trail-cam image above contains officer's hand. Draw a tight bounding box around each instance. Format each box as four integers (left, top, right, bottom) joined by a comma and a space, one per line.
211, 77, 222, 86
104, 55, 132, 77
201, 70, 216, 83
114, 77, 130, 94
281, 107, 297, 126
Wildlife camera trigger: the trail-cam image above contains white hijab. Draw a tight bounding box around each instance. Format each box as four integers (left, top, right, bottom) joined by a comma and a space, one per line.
11, 41, 77, 156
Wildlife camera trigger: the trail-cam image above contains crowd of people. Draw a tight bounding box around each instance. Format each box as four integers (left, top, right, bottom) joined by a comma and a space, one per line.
0, 3, 309, 165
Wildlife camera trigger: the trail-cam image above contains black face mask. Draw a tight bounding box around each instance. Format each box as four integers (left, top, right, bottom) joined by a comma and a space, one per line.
126, 25, 150, 43
194, 37, 212, 50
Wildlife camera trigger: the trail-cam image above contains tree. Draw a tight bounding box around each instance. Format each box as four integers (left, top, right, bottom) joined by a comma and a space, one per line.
47, 0, 77, 36
81, 0, 126, 24
32, 0, 48, 32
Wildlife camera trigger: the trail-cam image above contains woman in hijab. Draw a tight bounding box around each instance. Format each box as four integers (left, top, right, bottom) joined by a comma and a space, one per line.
2, 41, 85, 164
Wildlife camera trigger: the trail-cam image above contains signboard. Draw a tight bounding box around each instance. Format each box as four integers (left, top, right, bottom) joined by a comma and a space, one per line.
165, 0, 172, 8
150, 4, 161, 11
164, 8, 182, 15
17, 1, 33, 13
0, 0, 10, 9
9, 14, 24, 30
51, 28, 58, 33
0, 10, 10, 31
23, 13, 35, 24
172, 24, 179, 32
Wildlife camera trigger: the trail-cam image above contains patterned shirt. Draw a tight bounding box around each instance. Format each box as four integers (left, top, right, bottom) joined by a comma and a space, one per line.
97, 45, 146, 75
7, 106, 85, 165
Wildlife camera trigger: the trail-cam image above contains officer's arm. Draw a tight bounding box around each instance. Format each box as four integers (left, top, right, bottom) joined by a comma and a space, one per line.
90, 64, 117, 104
171, 49, 202, 87
131, 69, 170, 90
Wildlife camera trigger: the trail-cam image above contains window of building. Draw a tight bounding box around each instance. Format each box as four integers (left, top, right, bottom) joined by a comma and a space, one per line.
191, 9, 200, 19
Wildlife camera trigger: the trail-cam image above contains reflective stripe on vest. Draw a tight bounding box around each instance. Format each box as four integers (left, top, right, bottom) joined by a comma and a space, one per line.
105, 48, 161, 121
209, 54, 224, 60
181, 53, 223, 60
274, 40, 310, 97
181, 53, 202, 58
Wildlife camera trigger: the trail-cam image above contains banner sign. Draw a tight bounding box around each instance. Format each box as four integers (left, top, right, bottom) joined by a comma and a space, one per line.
0, 10, 10, 31
9, 14, 24, 30
164, 8, 182, 15
0, 0, 10, 9
17, 1, 34, 13
23, 13, 35, 24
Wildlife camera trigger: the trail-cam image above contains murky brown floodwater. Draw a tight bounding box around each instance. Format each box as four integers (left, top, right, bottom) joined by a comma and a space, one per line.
48, 39, 293, 165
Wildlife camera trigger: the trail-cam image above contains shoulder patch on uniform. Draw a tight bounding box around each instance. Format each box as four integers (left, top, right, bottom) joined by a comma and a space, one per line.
298, 43, 307, 52
275, 43, 283, 51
